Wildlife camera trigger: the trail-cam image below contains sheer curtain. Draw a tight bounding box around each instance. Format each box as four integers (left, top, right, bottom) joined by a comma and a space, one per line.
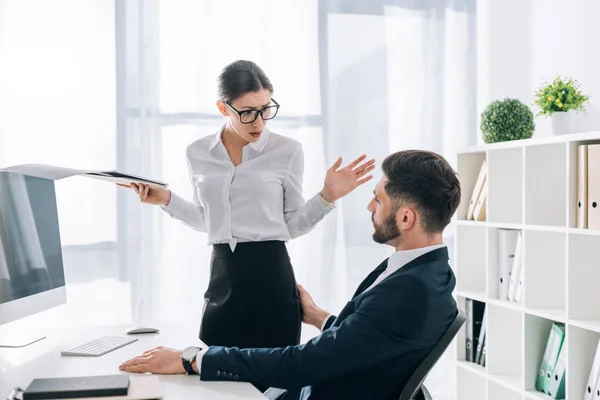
119, 0, 476, 319
0, 0, 129, 336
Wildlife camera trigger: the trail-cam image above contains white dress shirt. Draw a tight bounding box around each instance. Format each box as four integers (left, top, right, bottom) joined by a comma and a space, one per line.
319, 244, 447, 331
162, 125, 334, 251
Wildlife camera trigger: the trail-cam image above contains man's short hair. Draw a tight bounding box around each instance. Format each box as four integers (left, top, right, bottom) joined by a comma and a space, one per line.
381, 150, 461, 234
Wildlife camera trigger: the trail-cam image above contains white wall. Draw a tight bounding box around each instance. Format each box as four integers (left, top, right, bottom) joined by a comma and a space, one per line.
477, 0, 600, 141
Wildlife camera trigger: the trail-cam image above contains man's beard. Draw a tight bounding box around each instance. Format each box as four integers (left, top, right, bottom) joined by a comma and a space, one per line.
372, 212, 400, 244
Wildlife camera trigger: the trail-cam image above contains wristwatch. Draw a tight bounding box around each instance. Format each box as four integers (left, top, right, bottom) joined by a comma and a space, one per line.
181, 346, 201, 375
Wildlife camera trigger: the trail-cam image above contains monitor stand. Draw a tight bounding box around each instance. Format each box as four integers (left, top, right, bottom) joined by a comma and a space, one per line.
0, 331, 46, 348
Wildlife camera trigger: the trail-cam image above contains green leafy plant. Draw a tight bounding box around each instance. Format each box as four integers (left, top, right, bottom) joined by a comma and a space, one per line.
533, 76, 589, 116
481, 98, 535, 143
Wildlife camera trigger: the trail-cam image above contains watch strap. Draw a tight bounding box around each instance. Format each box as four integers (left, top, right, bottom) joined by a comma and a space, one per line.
182, 347, 199, 375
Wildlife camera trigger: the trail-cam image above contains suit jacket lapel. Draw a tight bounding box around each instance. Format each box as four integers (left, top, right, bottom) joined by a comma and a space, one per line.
352, 258, 388, 298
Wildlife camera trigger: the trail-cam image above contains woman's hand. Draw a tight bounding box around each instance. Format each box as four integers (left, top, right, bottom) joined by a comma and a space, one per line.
117, 183, 171, 207
320, 155, 376, 203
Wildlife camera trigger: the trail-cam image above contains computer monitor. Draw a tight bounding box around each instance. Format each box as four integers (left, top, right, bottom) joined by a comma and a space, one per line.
0, 171, 66, 346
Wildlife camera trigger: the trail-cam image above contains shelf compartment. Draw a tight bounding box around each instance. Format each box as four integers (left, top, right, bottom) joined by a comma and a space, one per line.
457, 151, 487, 221
487, 304, 523, 381
456, 224, 487, 293
524, 143, 567, 227
524, 314, 564, 396
568, 233, 600, 321
457, 365, 487, 400
566, 325, 600, 399
488, 147, 523, 224
522, 230, 566, 316
488, 380, 523, 400
487, 227, 522, 302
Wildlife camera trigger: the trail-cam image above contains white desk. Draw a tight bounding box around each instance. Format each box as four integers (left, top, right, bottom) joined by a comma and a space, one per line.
0, 323, 265, 399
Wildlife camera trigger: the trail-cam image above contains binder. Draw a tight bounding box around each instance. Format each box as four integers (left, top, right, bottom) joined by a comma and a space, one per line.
466, 161, 487, 220
588, 144, 600, 230
465, 299, 474, 361
474, 308, 487, 364
507, 232, 523, 301
498, 229, 519, 300
584, 339, 600, 400
478, 335, 487, 367
536, 323, 565, 394
514, 265, 524, 303
473, 179, 488, 221
578, 145, 589, 228
546, 340, 566, 399
465, 299, 485, 362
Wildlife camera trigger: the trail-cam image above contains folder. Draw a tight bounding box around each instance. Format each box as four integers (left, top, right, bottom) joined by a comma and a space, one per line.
0, 164, 168, 189
466, 161, 487, 220
465, 299, 474, 362
588, 144, 600, 230
583, 339, 600, 400
578, 145, 589, 228
465, 299, 485, 362
536, 323, 565, 394
498, 229, 519, 300
474, 308, 487, 364
514, 265, 524, 304
478, 335, 486, 367
473, 179, 488, 221
546, 340, 566, 399
507, 232, 523, 302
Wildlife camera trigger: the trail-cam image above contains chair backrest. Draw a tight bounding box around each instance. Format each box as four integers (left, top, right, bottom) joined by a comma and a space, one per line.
398, 308, 466, 400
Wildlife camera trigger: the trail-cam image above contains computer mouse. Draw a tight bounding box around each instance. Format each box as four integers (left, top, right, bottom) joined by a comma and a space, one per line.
125, 326, 160, 335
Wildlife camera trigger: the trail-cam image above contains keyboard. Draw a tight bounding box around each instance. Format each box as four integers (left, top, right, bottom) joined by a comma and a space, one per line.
61, 336, 138, 357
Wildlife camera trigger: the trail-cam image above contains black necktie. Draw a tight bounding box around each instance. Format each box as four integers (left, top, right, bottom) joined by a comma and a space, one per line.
352, 258, 389, 298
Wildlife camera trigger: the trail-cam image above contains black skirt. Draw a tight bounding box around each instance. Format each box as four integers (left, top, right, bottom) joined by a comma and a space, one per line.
199, 240, 302, 349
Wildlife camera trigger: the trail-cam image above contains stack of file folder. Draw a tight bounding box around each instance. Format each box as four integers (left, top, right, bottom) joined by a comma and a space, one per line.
466, 161, 487, 221
498, 229, 524, 303
465, 299, 486, 366
535, 322, 566, 399
577, 144, 600, 230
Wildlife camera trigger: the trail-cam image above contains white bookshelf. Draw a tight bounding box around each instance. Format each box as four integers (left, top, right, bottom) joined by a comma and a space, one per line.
455, 130, 600, 400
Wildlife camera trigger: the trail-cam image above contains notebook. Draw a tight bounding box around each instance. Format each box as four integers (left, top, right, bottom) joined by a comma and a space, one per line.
23, 375, 129, 399
23, 375, 163, 400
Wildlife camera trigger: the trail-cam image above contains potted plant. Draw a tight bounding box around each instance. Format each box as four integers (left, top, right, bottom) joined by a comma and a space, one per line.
481, 98, 535, 143
533, 76, 589, 135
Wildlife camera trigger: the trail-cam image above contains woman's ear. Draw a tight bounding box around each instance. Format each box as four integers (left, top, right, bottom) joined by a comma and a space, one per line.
216, 100, 229, 117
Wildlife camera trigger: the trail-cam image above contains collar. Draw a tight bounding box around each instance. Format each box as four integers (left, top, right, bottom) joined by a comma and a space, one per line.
386, 244, 447, 276
208, 125, 270, 153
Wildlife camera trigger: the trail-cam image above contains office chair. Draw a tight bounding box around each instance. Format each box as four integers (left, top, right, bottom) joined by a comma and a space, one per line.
398, 308, 466, 400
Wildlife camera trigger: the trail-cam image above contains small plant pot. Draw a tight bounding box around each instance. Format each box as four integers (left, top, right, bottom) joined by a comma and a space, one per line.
550, 111, 576, 135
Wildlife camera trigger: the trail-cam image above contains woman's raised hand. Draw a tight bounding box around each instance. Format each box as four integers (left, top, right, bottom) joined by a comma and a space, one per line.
320, 155, 376, 203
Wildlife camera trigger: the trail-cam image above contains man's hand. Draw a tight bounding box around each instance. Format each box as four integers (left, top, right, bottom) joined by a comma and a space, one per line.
298, 284, 330, 330
119, 346, 188, 374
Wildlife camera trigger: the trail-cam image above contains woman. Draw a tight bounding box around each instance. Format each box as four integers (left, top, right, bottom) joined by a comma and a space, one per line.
124, 60, 375, 351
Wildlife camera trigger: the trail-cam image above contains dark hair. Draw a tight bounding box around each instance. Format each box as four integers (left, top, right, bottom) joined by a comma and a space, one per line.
381, 150, 461, 234
217, 60, 274, 103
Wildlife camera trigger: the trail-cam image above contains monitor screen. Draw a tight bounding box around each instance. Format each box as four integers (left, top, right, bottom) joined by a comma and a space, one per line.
0, 172, 66, 306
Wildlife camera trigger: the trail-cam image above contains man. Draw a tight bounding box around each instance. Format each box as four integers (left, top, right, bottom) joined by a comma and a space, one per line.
120, 150, 462, 399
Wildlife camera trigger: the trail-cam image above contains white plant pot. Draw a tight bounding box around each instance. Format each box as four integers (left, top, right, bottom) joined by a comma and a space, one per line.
551, 111, 576, 135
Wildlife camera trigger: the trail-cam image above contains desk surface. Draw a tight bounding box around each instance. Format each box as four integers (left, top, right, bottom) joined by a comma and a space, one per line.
0, 323, 265, 399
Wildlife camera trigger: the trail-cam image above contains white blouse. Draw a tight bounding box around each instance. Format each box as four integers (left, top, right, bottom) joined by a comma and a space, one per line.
162, 126, 334, 251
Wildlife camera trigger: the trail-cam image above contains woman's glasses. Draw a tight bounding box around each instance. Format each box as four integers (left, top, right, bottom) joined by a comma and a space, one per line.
225, 99, 280, 124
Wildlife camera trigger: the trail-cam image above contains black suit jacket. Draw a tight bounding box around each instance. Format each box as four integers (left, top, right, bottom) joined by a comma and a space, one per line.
200, 247, 457, 399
